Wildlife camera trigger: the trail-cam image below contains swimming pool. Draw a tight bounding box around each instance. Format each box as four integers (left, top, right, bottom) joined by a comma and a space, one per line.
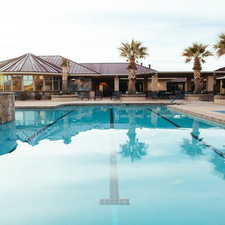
0, 105, 225, 225
215, 110, 225, 114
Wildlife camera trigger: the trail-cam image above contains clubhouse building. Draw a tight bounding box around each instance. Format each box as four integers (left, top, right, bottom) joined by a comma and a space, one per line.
0, 53, 225, 100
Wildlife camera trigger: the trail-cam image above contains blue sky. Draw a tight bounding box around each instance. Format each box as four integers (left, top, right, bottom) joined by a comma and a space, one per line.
0, 0, 224, 71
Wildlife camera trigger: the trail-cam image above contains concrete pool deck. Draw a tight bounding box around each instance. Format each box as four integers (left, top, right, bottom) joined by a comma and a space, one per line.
169, 102, 225, 125
15, 99, 225, 125
15, 99, 182, 109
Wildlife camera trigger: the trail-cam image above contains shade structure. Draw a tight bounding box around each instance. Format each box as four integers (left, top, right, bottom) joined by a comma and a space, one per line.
82, 63, 156, 75
40, 55, 99, 75
0, 53, 62, 73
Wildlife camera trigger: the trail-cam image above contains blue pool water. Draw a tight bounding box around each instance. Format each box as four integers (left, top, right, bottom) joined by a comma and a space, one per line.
215, 110, 225, 114
0, 105, 225, 225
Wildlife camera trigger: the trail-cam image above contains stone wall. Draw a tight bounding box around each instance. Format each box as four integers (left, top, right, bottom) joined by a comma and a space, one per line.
0, 93, 15, 123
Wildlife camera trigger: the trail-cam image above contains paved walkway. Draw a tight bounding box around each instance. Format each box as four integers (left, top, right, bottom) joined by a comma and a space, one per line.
169, 102, 225, 125
15, 99, 181, 109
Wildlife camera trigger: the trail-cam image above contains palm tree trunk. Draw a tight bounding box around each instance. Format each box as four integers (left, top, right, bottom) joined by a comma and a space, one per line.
193, 70, 201, 94
128, 69, 136, 94
193, 57, 202, 94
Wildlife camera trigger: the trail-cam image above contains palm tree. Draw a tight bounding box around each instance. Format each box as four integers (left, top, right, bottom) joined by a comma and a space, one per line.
182, 43, 213, 93
214, 33, 225, 57
61, 57, 70, 67
119, 40, 148, 94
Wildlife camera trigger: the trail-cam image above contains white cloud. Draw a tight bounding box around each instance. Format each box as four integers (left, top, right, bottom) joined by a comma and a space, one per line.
0, 0, 224, 70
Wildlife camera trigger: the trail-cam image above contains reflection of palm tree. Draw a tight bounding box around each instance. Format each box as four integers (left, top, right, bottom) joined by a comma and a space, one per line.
210, 154, 225, 180
181, 139, 205, 158
120, 127, 148, 162
120, 109, 148, 162
181, 120, 206, 158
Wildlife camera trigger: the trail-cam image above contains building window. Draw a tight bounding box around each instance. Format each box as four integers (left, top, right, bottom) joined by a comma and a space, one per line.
24, 75, 34, 91
53, 77, 61, 91
12, 75, 23, 91
222, 80, 225, 89
44, 77, 53, 91
71, 78, 92, 91
4, 76, 12, 91
43, 76, 61, 91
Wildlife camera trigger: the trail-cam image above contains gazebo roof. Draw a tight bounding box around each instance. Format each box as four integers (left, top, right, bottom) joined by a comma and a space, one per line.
81, 62, 157, 75
0, 53, 62, 73
40, 55, 99, 75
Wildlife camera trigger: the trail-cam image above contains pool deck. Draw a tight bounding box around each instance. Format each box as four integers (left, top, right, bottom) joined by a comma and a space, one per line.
15, 99, 225, 125
169, 102, 225, 125
15, 99, 181, 109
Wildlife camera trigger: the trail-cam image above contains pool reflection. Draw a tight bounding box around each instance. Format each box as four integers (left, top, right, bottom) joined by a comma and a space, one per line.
181, 120, 206, 158
0, 105, 225, 225
0, 121, 17, 155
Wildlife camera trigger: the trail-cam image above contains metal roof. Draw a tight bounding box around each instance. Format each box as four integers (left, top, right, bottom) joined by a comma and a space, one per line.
81, 63, 157, 75
216, 67, 225, 72
0, 53, 62, 73
40, 55, 99, 75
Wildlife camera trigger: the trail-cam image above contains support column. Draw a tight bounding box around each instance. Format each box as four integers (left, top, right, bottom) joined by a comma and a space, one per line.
185, 77, 192, 92
143, 76, 148, 93
0, 93, 15, 123
207, 75, 214, 93
114, 76, 119, 92
43, 77, 46, 91
33, 75, 36, 91
61, 58, 70, 93
90, 78, 96, 99
62, 67, 69, 93
151, 73, 159, 91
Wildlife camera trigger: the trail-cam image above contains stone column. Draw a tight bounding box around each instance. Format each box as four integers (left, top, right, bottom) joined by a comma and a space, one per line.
151, 74, 159, 91
43, 77, 46, 91
207, 75, 214, 93
185, 77, 192, 92
114, 76, 119, 92
33, 75, 36, 91
0, 93, 15, 123
62, 66, 69, 93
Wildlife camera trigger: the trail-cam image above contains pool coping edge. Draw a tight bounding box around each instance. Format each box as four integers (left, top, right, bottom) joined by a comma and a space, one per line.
168, 105, 225, 126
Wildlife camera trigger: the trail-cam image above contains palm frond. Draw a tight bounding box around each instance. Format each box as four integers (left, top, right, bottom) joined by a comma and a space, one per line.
118, 39, 148, 63
182, 42, 212, 66
214, 33, 225, 57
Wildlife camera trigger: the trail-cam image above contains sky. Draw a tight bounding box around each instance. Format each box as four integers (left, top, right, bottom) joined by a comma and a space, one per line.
0, 0, 224, 71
